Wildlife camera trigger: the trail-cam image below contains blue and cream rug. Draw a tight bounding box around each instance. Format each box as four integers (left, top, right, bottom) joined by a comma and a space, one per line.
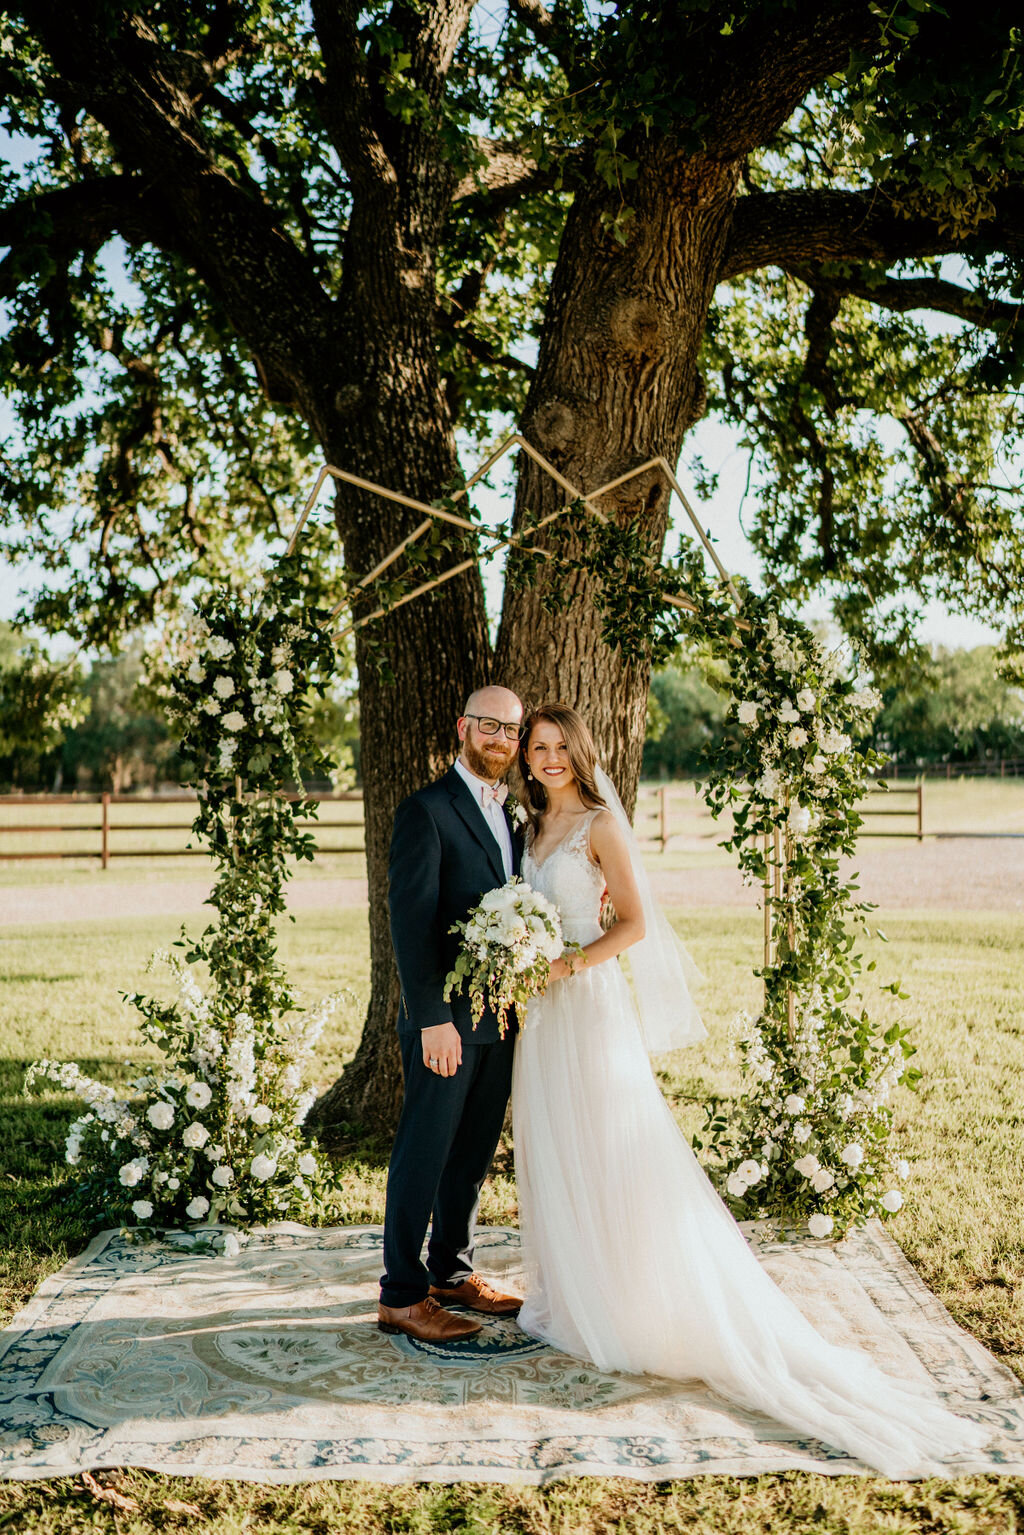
2, 1222, 1023, 1485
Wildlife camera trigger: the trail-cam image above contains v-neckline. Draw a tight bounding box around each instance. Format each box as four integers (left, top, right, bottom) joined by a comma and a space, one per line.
529, 811, 592, 870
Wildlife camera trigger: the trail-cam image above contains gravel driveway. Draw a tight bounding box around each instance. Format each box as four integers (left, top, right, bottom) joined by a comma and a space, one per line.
0, 839, 1020, 928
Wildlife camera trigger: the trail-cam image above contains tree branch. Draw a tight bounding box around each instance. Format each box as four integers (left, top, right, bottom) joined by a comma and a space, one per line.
797, 269, 1023, 335
721, 187, 1024, 281
0, 177, 169, 299
309, 0, 396, 189
454, 136, 560, 207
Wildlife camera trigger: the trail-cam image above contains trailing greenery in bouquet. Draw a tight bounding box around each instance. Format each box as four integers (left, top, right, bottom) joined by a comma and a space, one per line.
559, 522, 917, 1237
26, 558, 349, 1241
444, 878, 576, 1037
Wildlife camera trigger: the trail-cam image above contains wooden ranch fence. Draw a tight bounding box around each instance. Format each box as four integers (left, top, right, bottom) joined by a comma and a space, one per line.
0, 780, 923, 865
0, 791, 365, 867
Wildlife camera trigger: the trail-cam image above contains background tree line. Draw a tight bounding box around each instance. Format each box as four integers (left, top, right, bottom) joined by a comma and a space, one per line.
5, 623, 1021, 791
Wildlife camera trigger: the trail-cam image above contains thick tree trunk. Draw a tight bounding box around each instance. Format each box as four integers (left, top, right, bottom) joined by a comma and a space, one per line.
496, 149, 741, 813
304, 343, 490, 1141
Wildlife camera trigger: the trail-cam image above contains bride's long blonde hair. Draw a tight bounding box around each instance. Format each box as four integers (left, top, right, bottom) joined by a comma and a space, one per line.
515, 703, 607, 831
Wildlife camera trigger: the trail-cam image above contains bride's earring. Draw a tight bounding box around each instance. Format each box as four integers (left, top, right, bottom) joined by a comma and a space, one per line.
527, 770, 533, 781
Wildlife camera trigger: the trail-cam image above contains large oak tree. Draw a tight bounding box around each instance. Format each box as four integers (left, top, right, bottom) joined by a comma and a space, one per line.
2, 0, 1023, 1131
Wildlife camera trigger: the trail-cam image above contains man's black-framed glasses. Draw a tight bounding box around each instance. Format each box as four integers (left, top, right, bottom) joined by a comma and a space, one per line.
464, 714, 524, 741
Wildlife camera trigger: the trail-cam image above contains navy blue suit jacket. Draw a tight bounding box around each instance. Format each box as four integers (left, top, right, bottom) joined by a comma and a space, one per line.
388, 766, 523, 1044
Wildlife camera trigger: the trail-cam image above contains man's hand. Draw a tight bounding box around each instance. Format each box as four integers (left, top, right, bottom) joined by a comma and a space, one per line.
421, 1022, 462, 1077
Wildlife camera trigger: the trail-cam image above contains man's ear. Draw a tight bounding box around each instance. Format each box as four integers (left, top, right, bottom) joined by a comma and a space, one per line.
456, 716, 468, 743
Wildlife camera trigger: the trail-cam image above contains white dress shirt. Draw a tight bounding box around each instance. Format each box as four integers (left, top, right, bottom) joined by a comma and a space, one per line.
453, 757, 514, 880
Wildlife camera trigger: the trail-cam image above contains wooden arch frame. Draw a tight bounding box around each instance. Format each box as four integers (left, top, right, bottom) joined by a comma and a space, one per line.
285, 431, 744, 640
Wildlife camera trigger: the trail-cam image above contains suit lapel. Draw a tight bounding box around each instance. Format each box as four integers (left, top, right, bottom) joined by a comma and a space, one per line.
445, 768, 507, 886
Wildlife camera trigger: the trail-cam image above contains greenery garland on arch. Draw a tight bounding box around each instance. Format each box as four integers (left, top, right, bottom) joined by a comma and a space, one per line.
27, 467, 915, 1242
26, 561, 348, 1242
563, 519, 916, 1237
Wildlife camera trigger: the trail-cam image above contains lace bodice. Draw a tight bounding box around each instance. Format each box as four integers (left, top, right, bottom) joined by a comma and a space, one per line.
522, 809, 605, 941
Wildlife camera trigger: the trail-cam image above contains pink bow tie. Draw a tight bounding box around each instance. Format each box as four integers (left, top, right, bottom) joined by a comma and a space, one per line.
482, 782, 508, 806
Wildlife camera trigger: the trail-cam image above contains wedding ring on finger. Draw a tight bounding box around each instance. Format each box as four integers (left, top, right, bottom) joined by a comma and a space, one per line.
428, 1057, 439, 1068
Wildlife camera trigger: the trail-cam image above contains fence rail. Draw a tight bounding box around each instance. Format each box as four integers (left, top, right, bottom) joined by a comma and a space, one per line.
0, 779, 927, 865
634, 780, 924, 851
0, 791, 365, 866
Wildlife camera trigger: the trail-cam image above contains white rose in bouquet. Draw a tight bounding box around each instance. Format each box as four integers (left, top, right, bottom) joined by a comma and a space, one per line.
185, 1081, 212, 1109
808, 1212, 834, 1239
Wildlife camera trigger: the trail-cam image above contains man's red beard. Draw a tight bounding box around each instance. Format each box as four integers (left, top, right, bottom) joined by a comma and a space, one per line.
462, 734, 515, 782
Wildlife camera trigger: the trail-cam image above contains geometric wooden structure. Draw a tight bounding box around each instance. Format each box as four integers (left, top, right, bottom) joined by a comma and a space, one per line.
285, 431, 744, 638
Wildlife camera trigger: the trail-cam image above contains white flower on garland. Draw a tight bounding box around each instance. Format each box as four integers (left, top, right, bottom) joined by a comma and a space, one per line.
186, 1195, 210, 1219
221, 711, 245, 733
250, 1154, 277, 1182
811, 1168, 835, 1192
841, 1141, 865, 1167
787, 803, 812, 838
792, 1121, 812, 1144
212, 1165, 234, 1187
205, 635, 233, 660
203, 699, 221, 716
298, 1152, 317, 1177
821, 728, 851, 756
778, 699, 800, 723
213, 675, 235, 699
737, 700, 759, 726
249, 1104, 273, 1126
808, 1212, 834, 1239
206, 1143, 226, 1161
185, 1081, 212, 1110
220, 1232, 241, 1258
795, 687, 816, 712
273, 668, 294, 695
793, 1153, 820, 1178
783, 1093, 806, 1115
880, 1189, 904, 1212
131, 1199, 154, 1220
894, 1158, 909, 1179
787, 725, 809, 749
807, 753, 828, 777
119, 1159, 146, 1187
147, 1101, 174, 1130
186, 660, 204, 683
182, 1122, 209, 1149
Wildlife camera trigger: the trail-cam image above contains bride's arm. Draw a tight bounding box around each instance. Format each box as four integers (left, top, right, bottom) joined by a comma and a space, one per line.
546, 811, 645, 983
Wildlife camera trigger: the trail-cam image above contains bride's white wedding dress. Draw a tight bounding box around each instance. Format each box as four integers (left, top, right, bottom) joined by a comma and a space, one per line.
512, 809, 989, 1477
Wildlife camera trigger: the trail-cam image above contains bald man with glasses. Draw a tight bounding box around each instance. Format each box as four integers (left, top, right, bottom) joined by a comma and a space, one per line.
379, 686, 526, 1342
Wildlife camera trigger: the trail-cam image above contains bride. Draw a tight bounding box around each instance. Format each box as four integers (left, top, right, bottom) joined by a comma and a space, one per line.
511, 701, 989, 1477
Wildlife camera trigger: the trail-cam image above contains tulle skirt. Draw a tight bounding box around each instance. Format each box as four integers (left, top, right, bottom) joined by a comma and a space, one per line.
511, 932, 990, 1477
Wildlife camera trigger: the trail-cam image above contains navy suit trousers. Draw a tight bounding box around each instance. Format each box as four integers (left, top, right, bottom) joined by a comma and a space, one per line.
380, 1028, 515, 1308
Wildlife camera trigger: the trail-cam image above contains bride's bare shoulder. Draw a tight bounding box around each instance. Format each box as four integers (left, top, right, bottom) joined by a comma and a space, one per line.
587, 806, 624, 860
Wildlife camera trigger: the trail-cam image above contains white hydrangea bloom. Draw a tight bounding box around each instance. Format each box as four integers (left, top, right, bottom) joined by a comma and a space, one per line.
186, 1195, 210, 1219
131, 1199, 154, 1219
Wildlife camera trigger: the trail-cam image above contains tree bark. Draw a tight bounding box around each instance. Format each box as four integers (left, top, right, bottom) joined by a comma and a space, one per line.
495, 146, 741, 813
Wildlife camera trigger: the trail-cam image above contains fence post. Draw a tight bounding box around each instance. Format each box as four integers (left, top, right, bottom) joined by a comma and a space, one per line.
101, 793, 110, 869
659, 784, 669, 852
916, 780, 923, 843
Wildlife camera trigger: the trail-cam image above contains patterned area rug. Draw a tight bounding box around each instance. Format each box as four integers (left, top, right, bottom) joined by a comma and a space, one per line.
2, 1222, 1023, 1485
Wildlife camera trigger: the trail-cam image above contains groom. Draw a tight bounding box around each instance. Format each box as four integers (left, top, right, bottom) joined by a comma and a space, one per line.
378, 685, 527, 1342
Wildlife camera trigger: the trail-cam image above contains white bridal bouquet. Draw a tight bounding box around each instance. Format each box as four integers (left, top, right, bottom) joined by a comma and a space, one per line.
444, 877, 575, 1037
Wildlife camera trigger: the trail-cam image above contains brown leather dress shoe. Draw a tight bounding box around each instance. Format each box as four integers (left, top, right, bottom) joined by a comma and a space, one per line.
377, 1295, 482, 1341
428, 1273, 523, 1316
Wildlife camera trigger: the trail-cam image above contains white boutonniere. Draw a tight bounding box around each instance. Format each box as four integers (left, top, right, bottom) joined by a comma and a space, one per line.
505, 789, 529, 828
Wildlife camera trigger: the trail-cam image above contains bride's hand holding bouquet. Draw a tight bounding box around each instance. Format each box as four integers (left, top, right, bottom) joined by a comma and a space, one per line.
443, 877, 580, 1037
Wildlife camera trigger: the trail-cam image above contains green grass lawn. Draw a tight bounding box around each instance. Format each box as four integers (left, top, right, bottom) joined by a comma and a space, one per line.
2, 902, 1023, 1531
